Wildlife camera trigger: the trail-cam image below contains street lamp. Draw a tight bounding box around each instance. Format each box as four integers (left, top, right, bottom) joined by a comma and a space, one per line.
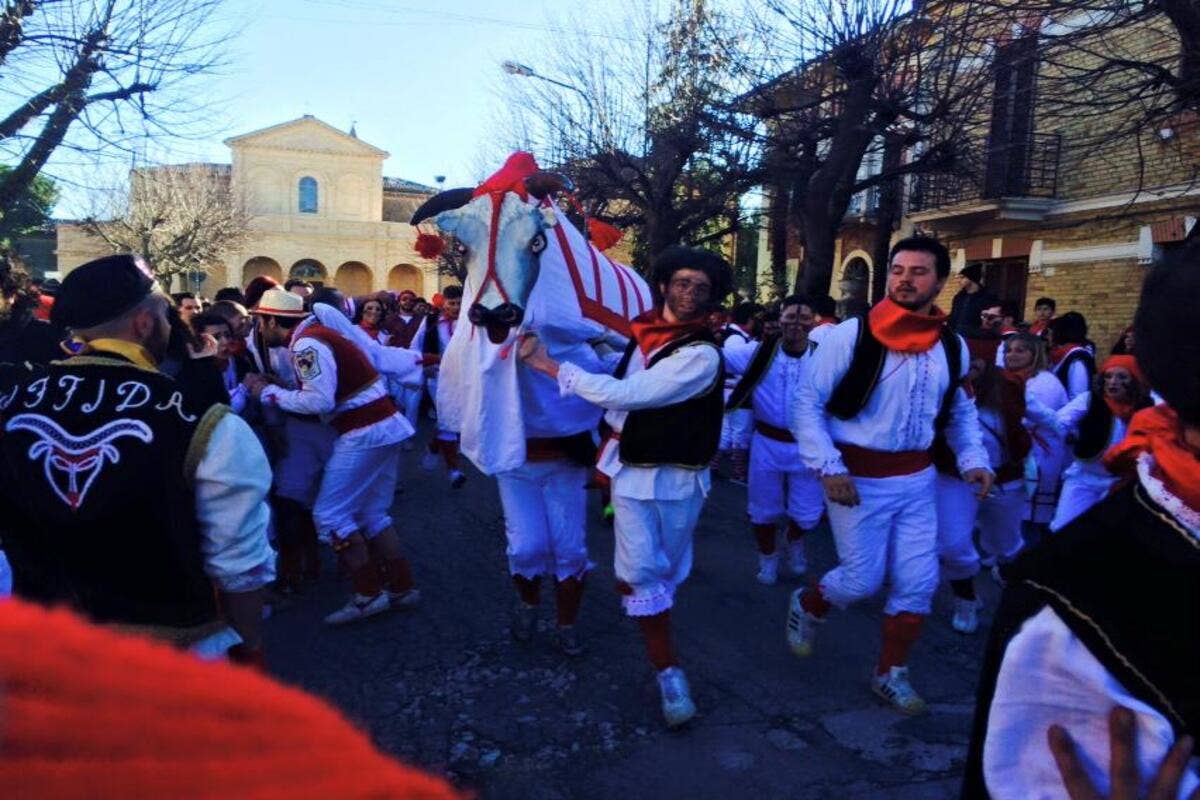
500, 60, 596, 143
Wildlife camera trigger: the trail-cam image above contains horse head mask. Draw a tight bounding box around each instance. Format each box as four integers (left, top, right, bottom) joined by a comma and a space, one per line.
410, 152, 573, 344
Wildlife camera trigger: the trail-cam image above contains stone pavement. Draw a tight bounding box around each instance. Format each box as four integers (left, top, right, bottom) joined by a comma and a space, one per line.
263, 438, 1000, 799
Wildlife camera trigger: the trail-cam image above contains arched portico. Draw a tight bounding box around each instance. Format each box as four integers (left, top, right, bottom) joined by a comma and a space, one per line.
388, 263, 422, 294
243, 256, 283, 287
335, 261, 373, 295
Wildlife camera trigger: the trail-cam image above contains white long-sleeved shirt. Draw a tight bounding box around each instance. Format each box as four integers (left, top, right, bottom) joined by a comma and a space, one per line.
722, 326, 756, 396
558, 340, 721, 500
261, 323, 413, 449
725, 339, 814, 432
193, 411, 276, 593
1056, 391, 1127, 483
791, 317, 989, 476
983, 455, 1200, 799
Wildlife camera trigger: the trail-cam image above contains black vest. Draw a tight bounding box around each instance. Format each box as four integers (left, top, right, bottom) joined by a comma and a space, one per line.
726, 335, 816, 411
0, 354, 222, 628
962, 482, 1200, 798
825, 315, 962, 430
1052, 347, 1096, 392
614, 331, 724, 468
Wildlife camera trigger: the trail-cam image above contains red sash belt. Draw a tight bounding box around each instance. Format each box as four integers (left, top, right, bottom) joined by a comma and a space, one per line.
835, 443, 932, 478
331, 395, 397, 435
526, 437, 569, 462
755, 421, 796, 443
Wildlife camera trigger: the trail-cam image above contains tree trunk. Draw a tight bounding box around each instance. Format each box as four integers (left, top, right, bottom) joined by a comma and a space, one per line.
798, 219, 837, 297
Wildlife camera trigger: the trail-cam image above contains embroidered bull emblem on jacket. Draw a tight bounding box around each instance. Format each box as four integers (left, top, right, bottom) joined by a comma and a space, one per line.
6, 414, 154, 511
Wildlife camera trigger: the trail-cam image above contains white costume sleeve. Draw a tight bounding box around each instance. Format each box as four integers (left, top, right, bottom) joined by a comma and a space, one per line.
946, 338, 990, 475
1023, 395, 1062, 437
260, 337, 337, 415
558, 343, 720, 412
723, 340, 758, 375
793, 319, 858, 476
1056, 391, 1092, 438
983, 606, 1199, 800
311, 302, 424, 384
193, 412, 275, 593
1067, 360, 1091, 401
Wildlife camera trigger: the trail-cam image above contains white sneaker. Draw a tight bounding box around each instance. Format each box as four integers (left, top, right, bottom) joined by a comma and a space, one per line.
872, 666, 927, 714
787, 541, 807, 576
785, 588, 821, 658
389, 588, 421, 609
756, 553, 780, 585
449, 469, 466, 489
420, 450, 440, 471
951, 597, 980, 634
324, 592, 390, 625
656, 666, 697, 728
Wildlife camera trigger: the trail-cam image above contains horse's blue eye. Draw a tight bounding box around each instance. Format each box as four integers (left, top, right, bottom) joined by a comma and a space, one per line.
530, 233, 546, 254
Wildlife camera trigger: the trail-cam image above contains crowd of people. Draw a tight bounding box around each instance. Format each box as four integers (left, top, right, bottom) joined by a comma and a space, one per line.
0, 226, 1195, 799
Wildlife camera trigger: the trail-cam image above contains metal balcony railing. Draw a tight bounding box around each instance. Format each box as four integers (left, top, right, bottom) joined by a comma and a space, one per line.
908, 132, 1061, 212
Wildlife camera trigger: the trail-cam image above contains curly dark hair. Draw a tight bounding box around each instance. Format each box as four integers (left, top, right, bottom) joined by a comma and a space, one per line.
650, 246, 733, 305
0, 249, 41, 317
1136, 243, 1200, 424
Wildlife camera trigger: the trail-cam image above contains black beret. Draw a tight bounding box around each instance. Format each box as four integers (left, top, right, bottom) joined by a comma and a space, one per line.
52, 254, 156, 330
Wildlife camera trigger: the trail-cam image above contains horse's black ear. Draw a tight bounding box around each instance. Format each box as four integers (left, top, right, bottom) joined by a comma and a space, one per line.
410, 188, 475, 225
525, 171, 575, 199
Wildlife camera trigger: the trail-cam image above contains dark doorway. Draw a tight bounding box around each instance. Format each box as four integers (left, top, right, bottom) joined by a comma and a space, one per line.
982, 258, 1029, 320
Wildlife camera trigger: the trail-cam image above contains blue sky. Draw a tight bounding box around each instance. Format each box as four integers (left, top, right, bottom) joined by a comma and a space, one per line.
56, 0, 625, 214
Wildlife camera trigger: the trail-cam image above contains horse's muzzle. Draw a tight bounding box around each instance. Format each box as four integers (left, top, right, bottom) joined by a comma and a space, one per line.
468, 302, 525, 344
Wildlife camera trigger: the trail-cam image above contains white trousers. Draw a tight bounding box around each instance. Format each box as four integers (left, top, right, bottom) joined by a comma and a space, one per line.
820, 466, 938, 616
273, 417, 337, 507
496, 461, 590, 581
612, 493, 705, 617
313, 439, 400, 542
747, 432, 824, 528
401, 384, 423, 426
1025, 437, 1068, 524
0, 549, 10, 596
936, 474, 1027, 582
1050, 470, 1116, 532
720, 408, 753, 450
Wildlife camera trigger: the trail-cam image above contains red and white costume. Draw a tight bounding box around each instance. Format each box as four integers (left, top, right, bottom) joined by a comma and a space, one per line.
719, 325, 755, 455
261, 317, 415, 542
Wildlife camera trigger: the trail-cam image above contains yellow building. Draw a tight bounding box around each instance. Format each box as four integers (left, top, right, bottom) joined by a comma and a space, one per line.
57, 115, 444, 298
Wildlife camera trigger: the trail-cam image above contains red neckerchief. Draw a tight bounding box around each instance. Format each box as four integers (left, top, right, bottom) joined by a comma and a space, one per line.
867, 297, 947, 353
1050, 343, 1083, 365
358, 320, 380, 337
815, 319, 836, 328
1000, 325, 1020, 336
629, 308, 706, 358
1104, 405, 1200, 512
1029, 319, 1051, 336
1002, 366, 1035, 383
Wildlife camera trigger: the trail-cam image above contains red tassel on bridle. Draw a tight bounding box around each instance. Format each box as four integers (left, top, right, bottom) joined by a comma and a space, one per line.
414, 230, 444, 260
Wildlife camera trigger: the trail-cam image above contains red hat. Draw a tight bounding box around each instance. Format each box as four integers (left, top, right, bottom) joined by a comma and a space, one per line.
1101, 354, 1146, 386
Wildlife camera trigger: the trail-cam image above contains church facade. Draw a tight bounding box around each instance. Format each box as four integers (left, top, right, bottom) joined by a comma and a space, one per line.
57, 115, 444, 298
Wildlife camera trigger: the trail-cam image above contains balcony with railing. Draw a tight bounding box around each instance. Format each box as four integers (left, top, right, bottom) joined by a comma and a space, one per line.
908, 133, 1061, 222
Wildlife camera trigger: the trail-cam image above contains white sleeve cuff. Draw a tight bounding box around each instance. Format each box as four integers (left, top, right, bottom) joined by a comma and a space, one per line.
557, 361, 583, 397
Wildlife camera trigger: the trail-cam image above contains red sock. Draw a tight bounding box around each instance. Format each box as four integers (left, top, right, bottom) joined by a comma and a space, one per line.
800, 584, 832, 618
512, 575, 542, 606
752, 523, 777, 555
348, 561, 382, 598
877, 612, 924, 675
637, 611, 677, 671
384, 557, 415, 593
439, 439, 460, 471
785, 520, 805, 542
554, 577, 585, 627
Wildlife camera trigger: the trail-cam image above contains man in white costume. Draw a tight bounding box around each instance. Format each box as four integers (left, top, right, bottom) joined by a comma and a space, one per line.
522, 245, 730, 729
725, 295, 823, 585
247, 288, 423, 626
788, 236, 992, 714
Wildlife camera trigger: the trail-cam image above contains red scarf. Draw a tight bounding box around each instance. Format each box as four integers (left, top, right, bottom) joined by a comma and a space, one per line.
1029, 318, 1051, 336
1104, 405, 1200, 512
358, 320, 380, 337
629, 308, 706, 358
867, 297, 947, 353
1050, 343, 1083, 365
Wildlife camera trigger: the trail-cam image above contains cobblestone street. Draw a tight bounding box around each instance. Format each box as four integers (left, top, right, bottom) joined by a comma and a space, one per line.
263, 432, 999, 799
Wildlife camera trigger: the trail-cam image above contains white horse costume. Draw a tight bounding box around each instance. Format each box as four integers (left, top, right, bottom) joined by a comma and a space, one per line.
411, 153, 650, 623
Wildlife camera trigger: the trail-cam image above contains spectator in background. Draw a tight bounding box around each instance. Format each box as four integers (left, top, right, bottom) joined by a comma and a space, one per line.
0, 251, 62, 373
1029, 296, 1056, 336
948, 262, 997, 335
210, 299, 252, 342
171, 292, 201, 324
1109, 324, 1136, 356
807, 294, 840, 345
244, 275, 280, 311
1048, 311, 1095, 401
285, 278, 314, 301
192, 310, 250, 415
213, 286, 246, 306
